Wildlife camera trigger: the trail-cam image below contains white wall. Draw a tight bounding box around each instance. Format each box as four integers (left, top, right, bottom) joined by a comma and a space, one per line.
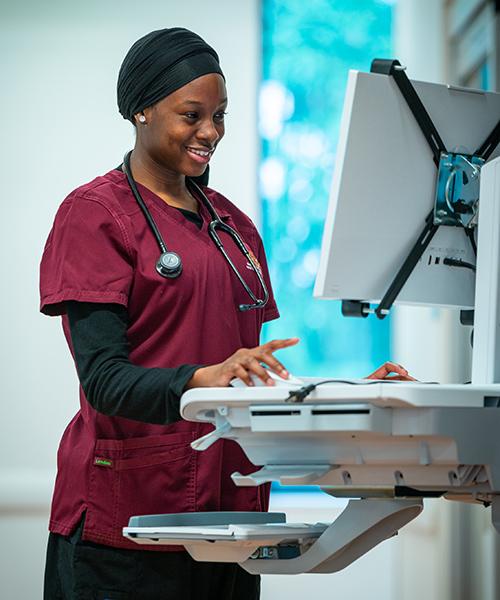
0, 1, 259, 598
264, 493, 453, 600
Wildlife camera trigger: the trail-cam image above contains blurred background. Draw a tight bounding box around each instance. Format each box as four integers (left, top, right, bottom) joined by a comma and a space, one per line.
1, 0, 499, 597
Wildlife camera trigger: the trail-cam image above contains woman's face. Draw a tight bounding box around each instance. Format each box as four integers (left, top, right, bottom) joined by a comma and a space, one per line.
137, 73, 227, 178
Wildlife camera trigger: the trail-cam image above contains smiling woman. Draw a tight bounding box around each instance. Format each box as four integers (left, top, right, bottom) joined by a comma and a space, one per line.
130, 74, 228, 205
39, 27, 288, 600
38, 25, 409, 600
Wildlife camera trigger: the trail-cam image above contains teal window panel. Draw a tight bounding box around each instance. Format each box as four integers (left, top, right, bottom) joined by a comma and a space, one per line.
260, 0, 393, 378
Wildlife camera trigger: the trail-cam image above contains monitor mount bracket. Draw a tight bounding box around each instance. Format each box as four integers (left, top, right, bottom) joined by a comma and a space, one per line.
341, 59, 500, 321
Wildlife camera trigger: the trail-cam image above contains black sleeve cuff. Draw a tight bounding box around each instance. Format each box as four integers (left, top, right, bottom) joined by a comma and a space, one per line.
66, 301, 206, 425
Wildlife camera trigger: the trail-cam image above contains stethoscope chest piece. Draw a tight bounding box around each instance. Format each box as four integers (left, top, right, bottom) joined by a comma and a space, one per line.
156, 251, 182, 278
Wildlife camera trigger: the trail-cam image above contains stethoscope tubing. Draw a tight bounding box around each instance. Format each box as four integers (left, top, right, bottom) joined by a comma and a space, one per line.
122, 150, 269, 310
123, 151, 168, 254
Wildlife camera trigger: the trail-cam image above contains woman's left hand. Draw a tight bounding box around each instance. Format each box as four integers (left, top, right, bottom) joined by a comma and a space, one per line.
366, 361, 416, 381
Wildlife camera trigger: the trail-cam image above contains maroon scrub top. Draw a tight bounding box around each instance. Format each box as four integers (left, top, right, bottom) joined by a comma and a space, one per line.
39, 169, 279, 551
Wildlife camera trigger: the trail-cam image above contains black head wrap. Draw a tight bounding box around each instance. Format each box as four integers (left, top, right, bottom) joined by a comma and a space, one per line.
117, 27, 224, 123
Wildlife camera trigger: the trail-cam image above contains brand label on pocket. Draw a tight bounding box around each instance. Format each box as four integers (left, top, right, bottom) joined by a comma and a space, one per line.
94, 457, 113, 468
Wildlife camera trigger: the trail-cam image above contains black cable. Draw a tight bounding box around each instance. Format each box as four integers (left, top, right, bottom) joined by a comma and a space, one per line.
464, 227, 477, 256
443, 257, 476, 272
285, 378, 409, 403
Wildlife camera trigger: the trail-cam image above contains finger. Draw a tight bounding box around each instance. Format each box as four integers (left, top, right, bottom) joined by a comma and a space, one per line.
383, 374, 417, 381
257, 352, 289, 378
233, 364, 254, 387
366, 366, 387, 379
237, 348, 287, 379
367, 361, 408, 379
262, 338, 300, 352
246, 357, 275, 386
388, 362, 409, 375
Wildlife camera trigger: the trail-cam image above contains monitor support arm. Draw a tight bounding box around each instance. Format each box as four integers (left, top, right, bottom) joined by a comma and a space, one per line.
342, 59, 500, 320
371, 59, 446, 167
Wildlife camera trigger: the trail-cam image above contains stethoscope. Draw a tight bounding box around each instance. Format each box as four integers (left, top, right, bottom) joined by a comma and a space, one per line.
122, 151, 269, 312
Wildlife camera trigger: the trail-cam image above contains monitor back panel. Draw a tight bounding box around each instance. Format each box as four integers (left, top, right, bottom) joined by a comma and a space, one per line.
314, 70, 500, 308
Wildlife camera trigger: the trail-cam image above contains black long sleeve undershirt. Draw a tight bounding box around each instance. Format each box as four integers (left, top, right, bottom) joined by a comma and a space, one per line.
67, 301, 203, 425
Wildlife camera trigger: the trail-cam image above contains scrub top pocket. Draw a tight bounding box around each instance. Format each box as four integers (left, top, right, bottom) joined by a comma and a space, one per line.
85, 432, 196, 547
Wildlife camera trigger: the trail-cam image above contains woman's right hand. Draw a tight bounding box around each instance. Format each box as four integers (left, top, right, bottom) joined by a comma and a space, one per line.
185, 338, 299, 389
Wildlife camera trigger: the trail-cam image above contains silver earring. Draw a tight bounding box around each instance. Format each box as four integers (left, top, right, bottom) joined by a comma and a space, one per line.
139, 115, 146, 123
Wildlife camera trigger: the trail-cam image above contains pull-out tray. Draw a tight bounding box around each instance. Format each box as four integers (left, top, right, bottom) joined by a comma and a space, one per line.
123, 511, 328, 563
123, 499, 423, 574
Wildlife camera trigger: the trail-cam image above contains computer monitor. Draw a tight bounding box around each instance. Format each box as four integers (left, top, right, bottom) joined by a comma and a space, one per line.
314, 69, 500, 310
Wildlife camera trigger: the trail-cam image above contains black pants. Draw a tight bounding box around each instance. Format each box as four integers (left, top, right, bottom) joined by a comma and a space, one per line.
44, 520, 260, 600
